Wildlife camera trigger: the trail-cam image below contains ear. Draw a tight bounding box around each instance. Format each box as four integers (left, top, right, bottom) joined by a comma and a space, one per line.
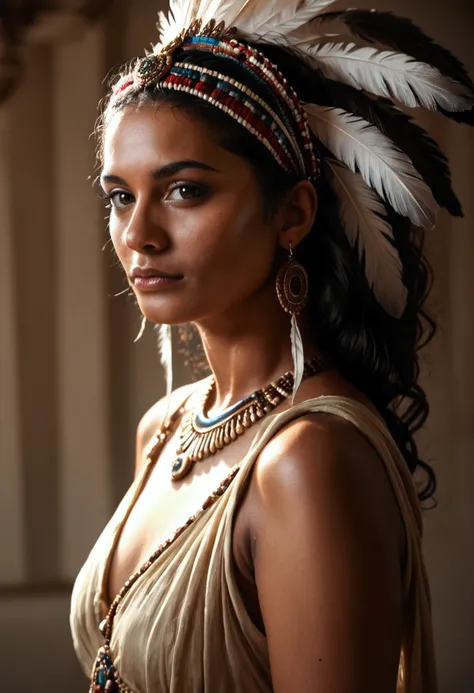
277, 180, 318, 250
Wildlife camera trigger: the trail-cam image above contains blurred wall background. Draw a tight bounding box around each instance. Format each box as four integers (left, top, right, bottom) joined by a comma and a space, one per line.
0, 1, 473, 691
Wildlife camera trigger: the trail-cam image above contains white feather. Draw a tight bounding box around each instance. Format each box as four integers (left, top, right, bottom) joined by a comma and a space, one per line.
290, 312, 305, 405
157, 0, 202, 46
157, 323, 174, 422
328, 159, 407, 317
304, 42, 474, 113
305, 104, 438, 227
208, 0, 254, 25
286, 29, 344, 47
157, 0, 339, 47
156, 10, 180, 47
174, 0, 199, 28
156, 0, 222, 47
285, 14, 341, 45
286, 23, 357, 48
156, 11, 171, 42
237, 0, 337, 41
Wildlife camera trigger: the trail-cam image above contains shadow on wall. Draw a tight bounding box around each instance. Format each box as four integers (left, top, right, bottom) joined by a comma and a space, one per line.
0, 594, 86, 692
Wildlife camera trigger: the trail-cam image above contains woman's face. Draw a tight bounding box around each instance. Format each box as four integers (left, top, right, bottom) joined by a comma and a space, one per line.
101, 102, 281, 327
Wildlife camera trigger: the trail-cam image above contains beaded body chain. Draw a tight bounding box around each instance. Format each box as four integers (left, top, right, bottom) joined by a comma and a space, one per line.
90, 402, 241, 693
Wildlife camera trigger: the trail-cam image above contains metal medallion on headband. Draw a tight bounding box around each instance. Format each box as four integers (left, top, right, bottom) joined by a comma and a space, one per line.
134, 19, 237, 89
134, 36, 184, 87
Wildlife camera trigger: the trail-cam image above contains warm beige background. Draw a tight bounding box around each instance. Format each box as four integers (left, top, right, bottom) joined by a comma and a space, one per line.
0, 1, 473, 691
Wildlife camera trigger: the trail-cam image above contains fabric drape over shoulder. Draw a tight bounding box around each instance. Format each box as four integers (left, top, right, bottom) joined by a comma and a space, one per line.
70, 396, 437, 692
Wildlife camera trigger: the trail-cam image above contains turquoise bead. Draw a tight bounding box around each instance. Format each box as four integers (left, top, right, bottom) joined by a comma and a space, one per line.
97, 667, 107, 686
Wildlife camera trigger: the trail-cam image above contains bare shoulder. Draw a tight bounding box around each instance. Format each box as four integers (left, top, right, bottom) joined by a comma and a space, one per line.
249, 412, 406, 691
256, 412, 380, 486
253, 411, 404, 556
134, 380, 204, 478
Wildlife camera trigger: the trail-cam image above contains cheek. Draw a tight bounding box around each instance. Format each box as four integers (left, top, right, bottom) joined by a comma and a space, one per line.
183, 194, 276, 294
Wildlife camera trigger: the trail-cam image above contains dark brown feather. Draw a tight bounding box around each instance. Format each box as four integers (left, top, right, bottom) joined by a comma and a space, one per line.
312, 74, 464, 217
316, 9, 474, 91
314, 10, 474, 124
257, 42, 464, 215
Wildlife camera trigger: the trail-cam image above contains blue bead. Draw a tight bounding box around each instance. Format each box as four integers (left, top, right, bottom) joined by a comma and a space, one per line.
172, 460, 183, 474
98, 668, 107, 686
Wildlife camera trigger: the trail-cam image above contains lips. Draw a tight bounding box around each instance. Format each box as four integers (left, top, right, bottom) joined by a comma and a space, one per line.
130, 265, 184, 292
130, 266, 183, 280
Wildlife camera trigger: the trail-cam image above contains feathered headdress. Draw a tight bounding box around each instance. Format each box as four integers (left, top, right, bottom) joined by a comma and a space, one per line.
136, 0, 473, 319
112, 0, 473, 319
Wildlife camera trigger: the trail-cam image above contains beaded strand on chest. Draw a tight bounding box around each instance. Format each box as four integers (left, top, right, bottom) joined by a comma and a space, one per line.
89, 401, 240, 693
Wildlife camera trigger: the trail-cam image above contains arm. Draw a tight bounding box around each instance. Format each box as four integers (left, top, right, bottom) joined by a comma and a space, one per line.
252, 413, 405, 693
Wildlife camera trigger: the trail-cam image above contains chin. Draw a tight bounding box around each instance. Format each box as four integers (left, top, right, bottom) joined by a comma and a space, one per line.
135, 294, 200, 327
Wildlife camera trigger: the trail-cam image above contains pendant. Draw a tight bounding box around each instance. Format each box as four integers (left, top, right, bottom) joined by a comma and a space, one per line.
171, 454, 194, 481
90, 647, 119, 693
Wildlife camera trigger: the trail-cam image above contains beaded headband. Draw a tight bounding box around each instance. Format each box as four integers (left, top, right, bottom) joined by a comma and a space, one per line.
111, 19, 319, 180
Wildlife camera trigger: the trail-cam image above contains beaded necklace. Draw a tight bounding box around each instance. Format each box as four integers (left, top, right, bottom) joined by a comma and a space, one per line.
171, 356, 327, 480
90, 402, 242, 693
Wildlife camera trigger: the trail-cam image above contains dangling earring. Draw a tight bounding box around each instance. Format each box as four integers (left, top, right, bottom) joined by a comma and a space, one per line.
276, 241, 309, 404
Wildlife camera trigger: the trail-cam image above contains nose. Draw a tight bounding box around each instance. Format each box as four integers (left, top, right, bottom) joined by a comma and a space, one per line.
124, 202, 170, 254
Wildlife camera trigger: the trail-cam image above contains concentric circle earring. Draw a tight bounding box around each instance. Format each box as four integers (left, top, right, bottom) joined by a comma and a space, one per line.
276, 241, 309, 404
276, 241, 309, 314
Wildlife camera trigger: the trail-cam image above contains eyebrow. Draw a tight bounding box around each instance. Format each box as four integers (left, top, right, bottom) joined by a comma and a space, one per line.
101, 160, 220, 186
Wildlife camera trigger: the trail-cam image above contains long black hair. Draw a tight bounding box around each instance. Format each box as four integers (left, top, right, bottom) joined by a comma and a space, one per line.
98, 42, 437, 502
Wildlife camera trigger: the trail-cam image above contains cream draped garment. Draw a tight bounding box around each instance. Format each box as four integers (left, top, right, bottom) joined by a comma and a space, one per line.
70, 396, 437, 692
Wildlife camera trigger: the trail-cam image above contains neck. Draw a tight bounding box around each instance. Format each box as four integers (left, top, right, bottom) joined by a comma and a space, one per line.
195, 284, 318, 411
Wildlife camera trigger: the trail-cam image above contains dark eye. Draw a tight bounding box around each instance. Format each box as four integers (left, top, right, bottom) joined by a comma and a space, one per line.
106, 191, 135, 211
167, 184, 207, 201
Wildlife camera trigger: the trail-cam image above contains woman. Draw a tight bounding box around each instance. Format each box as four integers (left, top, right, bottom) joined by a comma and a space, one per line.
70, 1, 474, 692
